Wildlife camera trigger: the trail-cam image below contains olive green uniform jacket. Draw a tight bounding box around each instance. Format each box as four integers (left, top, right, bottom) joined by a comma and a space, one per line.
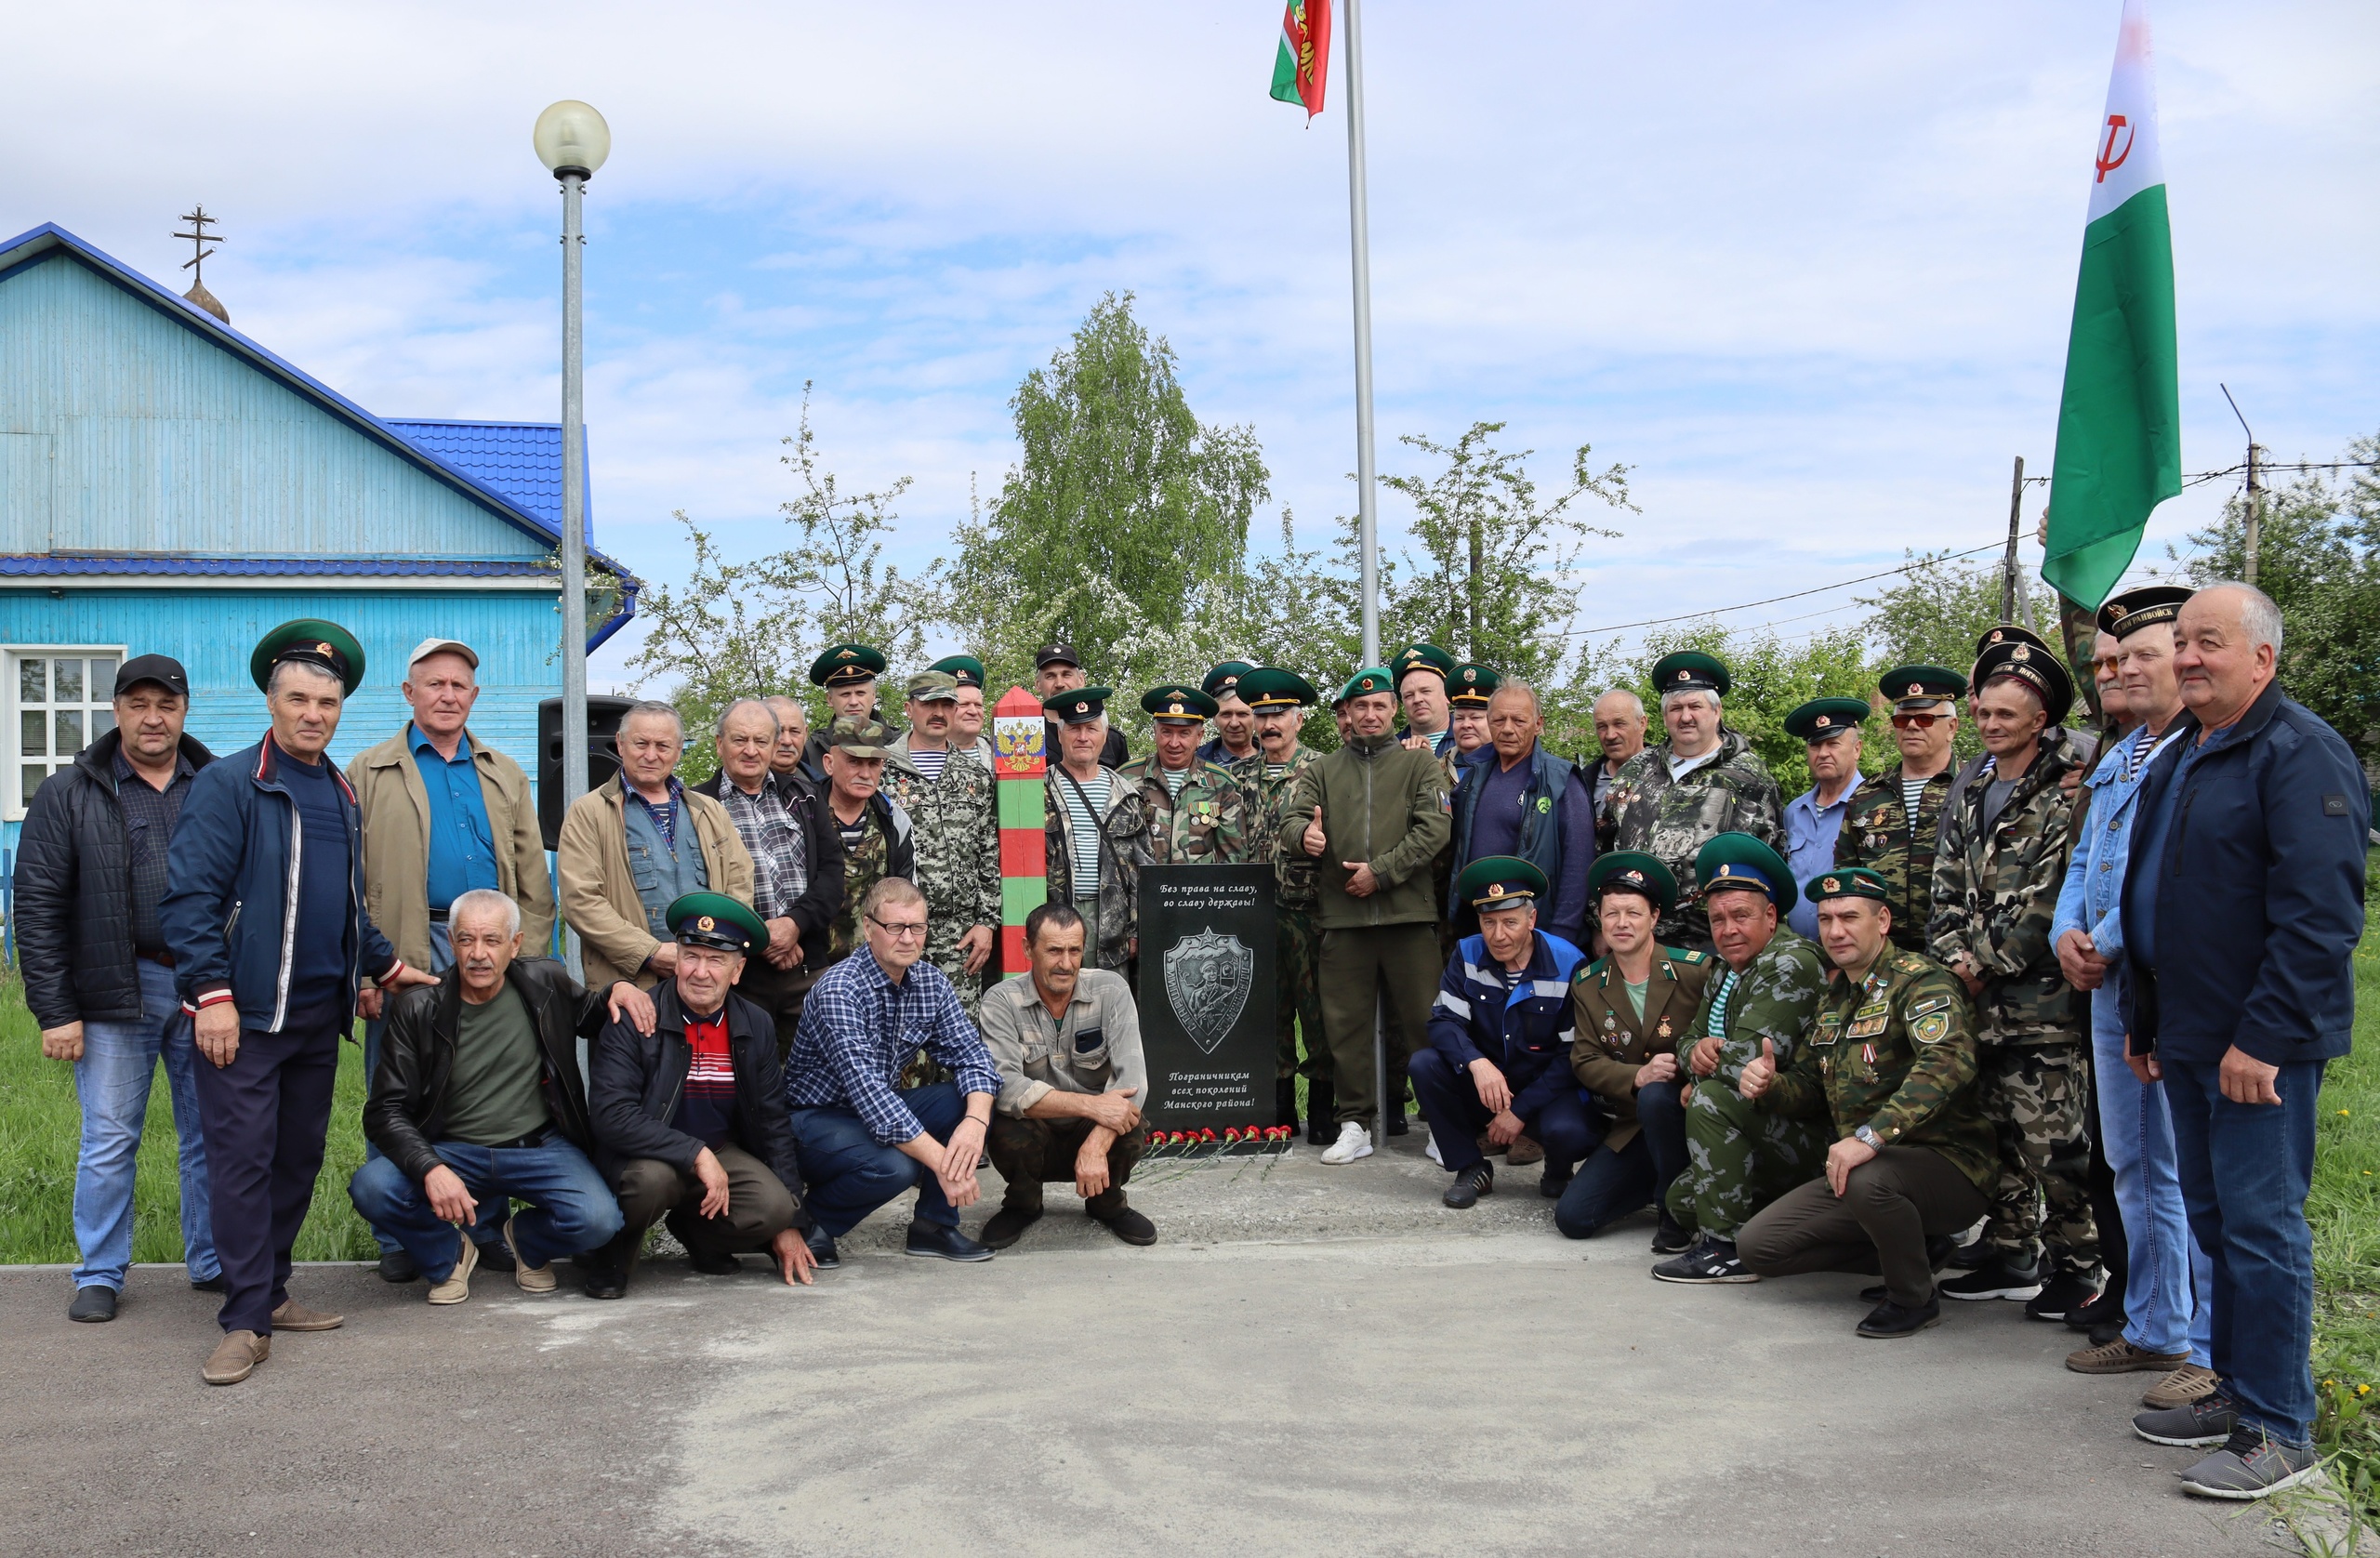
1568, 946, 1714, 1151
1277, 733, 1451, 931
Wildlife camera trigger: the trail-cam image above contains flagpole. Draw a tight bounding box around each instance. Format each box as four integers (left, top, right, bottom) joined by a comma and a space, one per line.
1339, 0, 1390, 1152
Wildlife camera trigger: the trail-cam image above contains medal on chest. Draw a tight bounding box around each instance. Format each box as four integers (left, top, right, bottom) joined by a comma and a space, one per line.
1656, 1015, 1672, 1040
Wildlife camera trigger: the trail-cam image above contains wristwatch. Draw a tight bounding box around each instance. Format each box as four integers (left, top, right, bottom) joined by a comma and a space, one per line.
1853, 1124, 1884, 1152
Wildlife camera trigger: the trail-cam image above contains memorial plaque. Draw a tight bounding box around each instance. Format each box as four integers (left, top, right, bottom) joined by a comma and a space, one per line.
1136, 865, 1276, 1130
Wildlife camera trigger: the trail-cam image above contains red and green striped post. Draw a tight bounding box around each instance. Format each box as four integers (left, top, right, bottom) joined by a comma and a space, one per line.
993, 686, 1048, 971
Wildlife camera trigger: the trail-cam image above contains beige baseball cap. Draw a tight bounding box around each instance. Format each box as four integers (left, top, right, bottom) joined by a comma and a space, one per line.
406, 638, 480, 672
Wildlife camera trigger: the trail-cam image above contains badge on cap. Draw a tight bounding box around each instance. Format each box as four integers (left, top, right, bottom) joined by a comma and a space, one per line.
1674, 668, 1691, 683
1816, 715, 1831, 729
1074, 701, 1088, 715
1167, 700, 1186, 716
1906, 682, 1922, 697
2108, 603, 2128, 620
2013, 645, 2030, 662
1623, 869, 1644, 885
697, 916, 716, 932
1462, 668, 1477, 683
1822, 876, 1840, 892
1486, 883, 1507, 900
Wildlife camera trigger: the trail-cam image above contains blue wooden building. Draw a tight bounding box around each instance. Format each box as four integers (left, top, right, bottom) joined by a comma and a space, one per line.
0, 222, 638, 852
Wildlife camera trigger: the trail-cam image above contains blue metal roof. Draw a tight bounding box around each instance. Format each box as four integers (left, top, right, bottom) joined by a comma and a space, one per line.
382, 419, 593, 548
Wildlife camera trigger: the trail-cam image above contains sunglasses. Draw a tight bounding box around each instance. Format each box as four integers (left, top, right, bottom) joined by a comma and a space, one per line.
1890, 712, 1950, 731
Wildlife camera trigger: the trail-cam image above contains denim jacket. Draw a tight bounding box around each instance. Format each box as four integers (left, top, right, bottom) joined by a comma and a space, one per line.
2049, 723, 2180, 966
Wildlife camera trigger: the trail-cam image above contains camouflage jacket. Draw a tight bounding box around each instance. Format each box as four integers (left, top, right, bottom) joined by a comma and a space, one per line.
881, 741, 1001, 970
1045, 764, 1155, 972
1605, 728, 1784, 947
1116, 754, 1252, 866
826, 795, 917, 965
1832, 764, 1954, 953
1675, 927, 1828, 1082
1231, 745, 1323, 907
1763, 946, 1996, 1195
1925, 729, 2087, 1042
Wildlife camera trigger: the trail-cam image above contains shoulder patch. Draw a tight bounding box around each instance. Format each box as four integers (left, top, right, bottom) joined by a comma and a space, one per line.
1913, 1011, 1952, 1045
1890, 952, 1932, 976
1579, 957, 1607, 983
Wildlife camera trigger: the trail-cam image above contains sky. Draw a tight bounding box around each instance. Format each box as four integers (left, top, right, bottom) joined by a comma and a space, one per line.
5, 1, 2373, 692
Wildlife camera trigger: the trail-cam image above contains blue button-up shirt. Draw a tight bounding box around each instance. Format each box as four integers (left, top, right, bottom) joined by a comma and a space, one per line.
409, 723, 499, 912
1781, 782, 1855, 941
783, 946, 1003, 1144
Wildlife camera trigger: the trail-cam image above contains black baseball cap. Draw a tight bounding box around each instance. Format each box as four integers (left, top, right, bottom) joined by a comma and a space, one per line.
114, 654, 190, 699
1034, 643, 1084, 671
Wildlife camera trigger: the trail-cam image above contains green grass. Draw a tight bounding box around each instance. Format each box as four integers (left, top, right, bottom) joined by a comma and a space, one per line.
0, 984, 382, 1264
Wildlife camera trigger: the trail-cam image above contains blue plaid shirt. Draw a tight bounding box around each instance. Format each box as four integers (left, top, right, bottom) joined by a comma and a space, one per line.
783, 947, 1002, 1144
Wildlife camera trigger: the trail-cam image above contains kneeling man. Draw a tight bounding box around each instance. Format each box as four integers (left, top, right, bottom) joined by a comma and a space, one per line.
1736, 868, 1993, 1339
1412, 856, 1594, 1208
1655, 834, 1830, 1284
585, 893, 816, 1296
975, 903, 1156, 1248
782, 878, 1005, 1265
350, 890, 649, 1303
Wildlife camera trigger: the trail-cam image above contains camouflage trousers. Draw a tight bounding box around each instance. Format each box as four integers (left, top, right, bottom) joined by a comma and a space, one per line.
1977, 1036, 2100, 1279
1276, 904, 1329, 1081
1666, 1073, 1830, 1241
896, 937, 985, 1090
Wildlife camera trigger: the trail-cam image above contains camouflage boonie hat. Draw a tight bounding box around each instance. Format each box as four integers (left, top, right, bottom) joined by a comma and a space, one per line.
826, 714, 895, 758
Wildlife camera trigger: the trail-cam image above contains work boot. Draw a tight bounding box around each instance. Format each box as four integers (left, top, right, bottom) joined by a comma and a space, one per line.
269, 1298, 344, 1331
1650, 1211, 1692, 1256
1938, 1260, 2043, 1302
2142, 1364, 2220, 1411
1856, 1294, 1942, 1339
2024, 1272, 2098, 1322
1304, 1079, 1336, 1147
202, 1329, 269, 1386
1443, 1163, 1493, 1209
1504, 1135, 1544, 1167
2065, 1337, 2188, 1375
2178, 1429, 2320, 1500
1276, 1078, 1299, 1129
981, 1203, 1043, 1250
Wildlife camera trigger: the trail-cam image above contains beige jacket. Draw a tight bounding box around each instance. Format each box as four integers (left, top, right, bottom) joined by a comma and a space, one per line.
347, 726, 555, 972
556, 772, 754, 991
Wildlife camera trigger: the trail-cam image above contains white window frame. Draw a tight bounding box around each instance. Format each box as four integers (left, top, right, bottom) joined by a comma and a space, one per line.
5, 644, 127, 822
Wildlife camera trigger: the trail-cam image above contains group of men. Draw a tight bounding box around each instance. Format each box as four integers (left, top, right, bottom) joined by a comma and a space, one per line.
23, 580, 2364, 1504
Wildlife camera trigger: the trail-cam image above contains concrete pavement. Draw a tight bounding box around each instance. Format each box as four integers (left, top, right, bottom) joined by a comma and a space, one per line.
0, 1133, 2290, 1556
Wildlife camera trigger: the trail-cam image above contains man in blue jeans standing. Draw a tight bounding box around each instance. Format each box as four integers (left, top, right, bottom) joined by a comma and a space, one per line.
19, 654, 221, 1322
2121, 583, 2368, 1499
782, 876, 1002, 1267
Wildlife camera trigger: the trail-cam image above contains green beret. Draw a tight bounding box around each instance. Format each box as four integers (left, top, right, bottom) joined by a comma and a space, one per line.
1043, 687, 1113, 725
1879, 664, 1965, 706
1783, 695, 1871, 743
1588, 851, 1677, 912
667, 891, 767, 954
251, 618, 365, 696
809, 643, 887, 688
1447, 663, 1501, 708
1340, 667, 1395, 701
1695, 832, 1797, 914
826, 715, 895, 758
1651, 650, 1730, 698
2097, 585, 2190, 641
1236, 667, 1317, 710
1973, 638, 2075, 724
1142, 683, 1219, 722
1454, 853, 1547, 911
929, 654, 986, 689
1805, 866, 1891, 904
1392, 642, 1454, 688
1202, 661, 1256, 699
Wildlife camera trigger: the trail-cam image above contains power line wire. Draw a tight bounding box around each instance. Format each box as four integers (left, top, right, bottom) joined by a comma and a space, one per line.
1560, 540, 2006, 638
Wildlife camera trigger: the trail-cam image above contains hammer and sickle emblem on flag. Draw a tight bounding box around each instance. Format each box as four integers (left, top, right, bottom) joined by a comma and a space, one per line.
2096, 113, 2134, 184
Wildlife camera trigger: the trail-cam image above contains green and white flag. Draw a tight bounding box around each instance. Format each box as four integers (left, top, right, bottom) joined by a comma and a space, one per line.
2042, 0, 2180, 609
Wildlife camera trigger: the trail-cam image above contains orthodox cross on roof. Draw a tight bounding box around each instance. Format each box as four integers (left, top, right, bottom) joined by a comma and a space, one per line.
171, 205, 230, 323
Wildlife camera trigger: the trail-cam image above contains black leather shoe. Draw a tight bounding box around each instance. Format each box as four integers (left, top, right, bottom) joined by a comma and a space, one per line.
69, 1285, 117, 1323
1540, 1168, 1571, 1199
1858, 1294, 1943, 1339
377, 1249, 418, 1284
189, 1273, 226, 1294
1276, 1078, 1300, 1129
689, 1248, 741, 1275
1442, 1163, 1494, 1209
1651, 1212, 1692, 1255
472, 1237, 517, 1274
1305, 1079, 1336, 1146
804, 1229, 841, 1271
980, 1205, 1042, 1250
1092, 1205, 1157, 1246
905, 1221, 994, 1262
581, 1265, 628, 1300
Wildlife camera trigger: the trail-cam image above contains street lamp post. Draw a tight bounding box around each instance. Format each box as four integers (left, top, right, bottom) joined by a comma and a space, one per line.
533, 100, 610, 975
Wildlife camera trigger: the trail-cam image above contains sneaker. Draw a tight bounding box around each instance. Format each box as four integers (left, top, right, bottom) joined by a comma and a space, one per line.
2024, 1272, 2099, 1322
2143, 1364, 2220, 1411
503, 1217, 556, 1294
68, 1285, 117, 1323
2065, 1337, 2188, 1375
1653, 1235, 1757, 1285
980, 1205, 1042, 1250
2064, 1284, 2125, 1334
1442, 1163, 1493, 1209
427, 1237, 479, 1305
1424, 1133, 1444, 1167
1857, 1294, 1942, 1339
1938, 1261, 2043, 1302
1320, 1121, 1374, 1166
2178, 1428, 2321, 1500
201, 1328, 268, 1386
2135, 1393, 2240, 1448
1650, 1212, 1692, 1256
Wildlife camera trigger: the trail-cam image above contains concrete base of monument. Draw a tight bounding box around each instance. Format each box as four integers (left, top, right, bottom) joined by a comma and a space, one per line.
0, 1126, 2280, 1556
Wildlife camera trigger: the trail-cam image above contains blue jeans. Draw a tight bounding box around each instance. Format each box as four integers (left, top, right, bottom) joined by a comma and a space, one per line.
1554, 1080, 1686, 1239
788, 1082, 970, 1238
2163, 1054, 2324, 1447
1408, 1047, 1599, 1177
363, 923, 491, 1255
348, 1136, 622, 1282
2091, 985, 2212, 1363
72, 957, 218, 1290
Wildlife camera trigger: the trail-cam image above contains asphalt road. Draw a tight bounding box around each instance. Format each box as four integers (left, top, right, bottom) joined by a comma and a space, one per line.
0, 1134, 2289, 1556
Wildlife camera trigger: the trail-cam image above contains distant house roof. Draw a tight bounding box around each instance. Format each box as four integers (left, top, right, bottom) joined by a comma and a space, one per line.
0, 222, 639, 648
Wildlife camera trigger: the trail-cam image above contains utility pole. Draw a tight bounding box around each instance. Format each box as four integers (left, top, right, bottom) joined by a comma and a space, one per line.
2001, 456, 2025, 622
2221, 383, 2261, 587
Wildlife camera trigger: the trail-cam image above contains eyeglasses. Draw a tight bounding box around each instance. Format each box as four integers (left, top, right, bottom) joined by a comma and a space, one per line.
1890, 712, 1950, 731
866, 916, 929, 940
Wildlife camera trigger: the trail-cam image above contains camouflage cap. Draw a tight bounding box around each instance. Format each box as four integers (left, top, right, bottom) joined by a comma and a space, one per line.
904, 668, 960, 704
826, 714, 895, 758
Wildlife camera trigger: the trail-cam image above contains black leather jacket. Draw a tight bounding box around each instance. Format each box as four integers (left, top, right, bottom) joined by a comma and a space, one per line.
588, 980, 812, 1230
364, 957, 614, 1184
